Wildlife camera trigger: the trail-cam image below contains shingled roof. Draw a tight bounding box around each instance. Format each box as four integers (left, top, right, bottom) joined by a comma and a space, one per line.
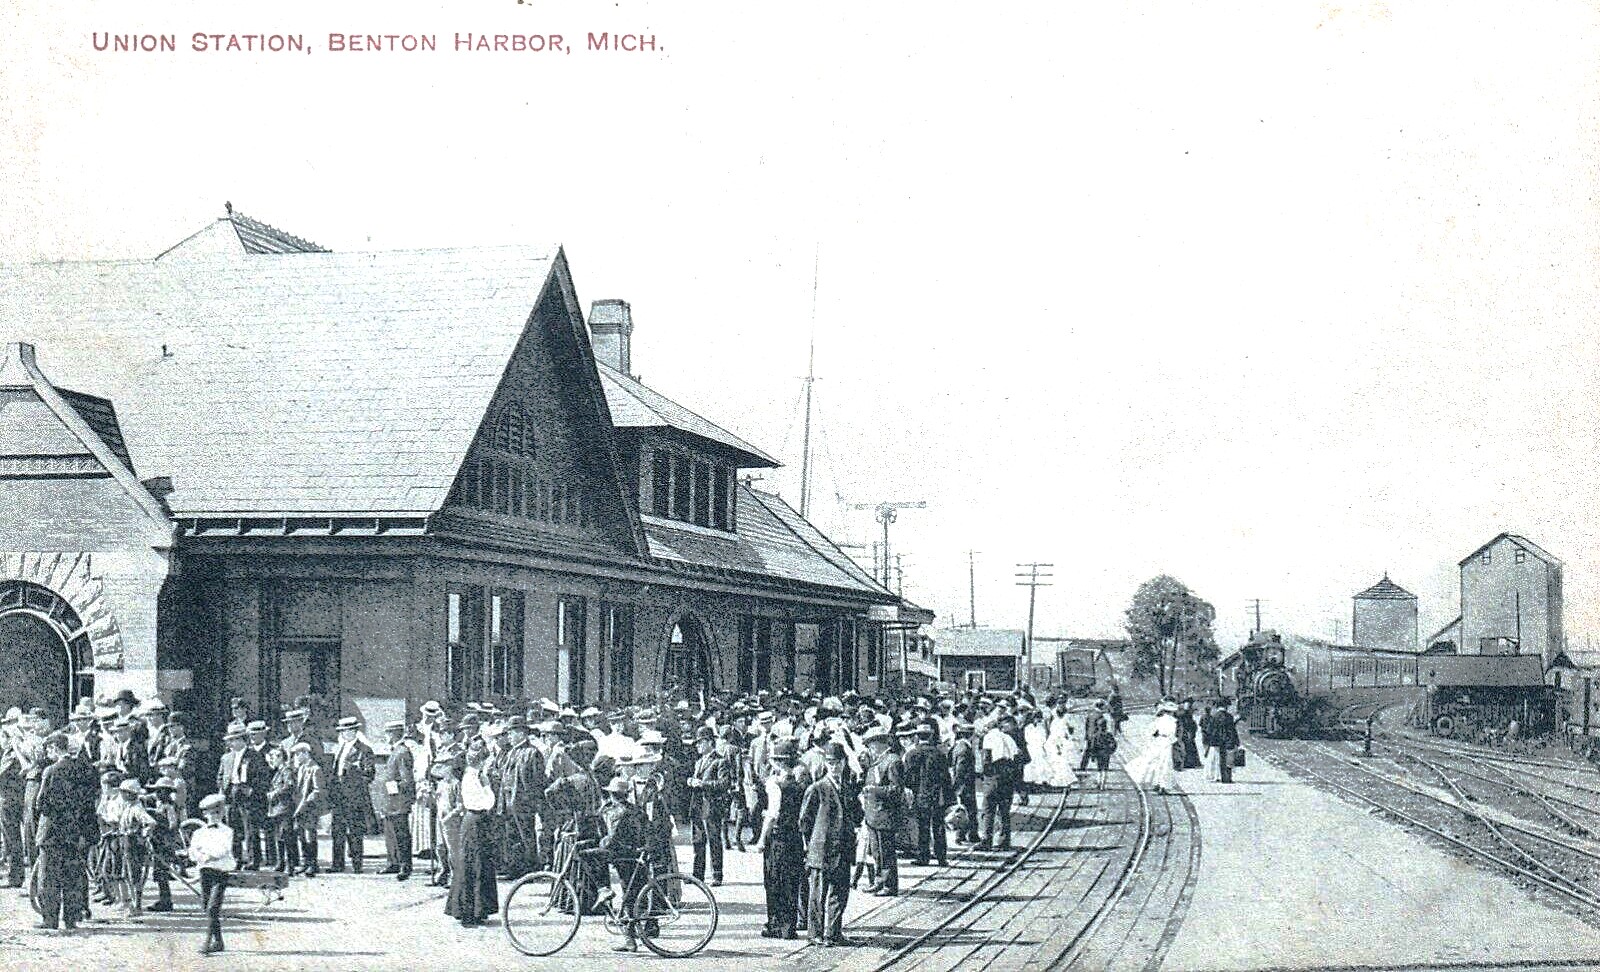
1, 244, 564, 516
597, 364, 778, 467
644, 484, 891, 598
1355, 574, 1414, 600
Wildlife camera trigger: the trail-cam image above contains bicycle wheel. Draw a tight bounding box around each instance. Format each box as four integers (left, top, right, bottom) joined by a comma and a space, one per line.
502, 870, 581, 957
636, 872, 718, 958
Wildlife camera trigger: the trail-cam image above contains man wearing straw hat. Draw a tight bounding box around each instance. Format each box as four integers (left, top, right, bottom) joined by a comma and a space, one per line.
379, 719, 415, 880
329, 715, 374, 873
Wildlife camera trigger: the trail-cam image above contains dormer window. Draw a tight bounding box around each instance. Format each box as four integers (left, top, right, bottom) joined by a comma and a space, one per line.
645, 445, 736, 532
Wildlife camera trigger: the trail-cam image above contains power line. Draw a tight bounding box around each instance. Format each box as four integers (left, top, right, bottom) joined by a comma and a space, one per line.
967, 550, 981, 629
1015, 563, 1054, 688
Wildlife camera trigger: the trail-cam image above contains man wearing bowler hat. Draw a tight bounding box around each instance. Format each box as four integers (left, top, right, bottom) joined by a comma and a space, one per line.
687, 724, 732, 886
495, 714, 544, 877
798, 741, 857, 946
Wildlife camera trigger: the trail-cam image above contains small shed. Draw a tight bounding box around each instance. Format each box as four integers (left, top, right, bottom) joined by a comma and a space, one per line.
932, 627, 1023, 693
1419, 654, 1556, 737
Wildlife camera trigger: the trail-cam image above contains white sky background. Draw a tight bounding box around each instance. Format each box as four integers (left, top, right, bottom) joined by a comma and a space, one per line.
1, 0, 1597, 652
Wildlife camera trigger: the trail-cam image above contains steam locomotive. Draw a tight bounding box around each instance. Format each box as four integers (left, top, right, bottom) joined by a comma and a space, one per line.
1225, 630, 1303, 737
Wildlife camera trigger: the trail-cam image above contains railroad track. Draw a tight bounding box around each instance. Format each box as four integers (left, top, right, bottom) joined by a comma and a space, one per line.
868, 784, 1073, 972
1347, 708, 1600, 833
802, 757, 1195, 972
1271, 743, 1600, 915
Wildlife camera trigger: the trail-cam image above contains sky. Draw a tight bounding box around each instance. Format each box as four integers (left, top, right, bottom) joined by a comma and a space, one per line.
1, 0, 1597, 652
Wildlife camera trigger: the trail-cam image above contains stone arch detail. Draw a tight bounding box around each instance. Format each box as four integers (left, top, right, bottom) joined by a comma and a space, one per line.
660, 609, 719, 695
0, 553, 123, 670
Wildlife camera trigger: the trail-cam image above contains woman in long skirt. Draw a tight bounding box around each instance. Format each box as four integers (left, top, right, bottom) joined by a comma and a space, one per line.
1022, 714, 1049, 787
1125, 703, 1179, 794
446, 744, 499, 927
1043, 708, 1078, 789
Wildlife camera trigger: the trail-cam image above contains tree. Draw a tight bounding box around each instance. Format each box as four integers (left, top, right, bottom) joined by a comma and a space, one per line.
1124, 575, 1219, 697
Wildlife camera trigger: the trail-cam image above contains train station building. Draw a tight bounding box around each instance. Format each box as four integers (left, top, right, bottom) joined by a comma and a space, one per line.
0, 210, 918, 731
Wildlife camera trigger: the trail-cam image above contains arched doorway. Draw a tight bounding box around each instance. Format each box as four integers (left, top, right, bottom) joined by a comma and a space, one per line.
0, 581, 91, 722
664, 616, 715, 700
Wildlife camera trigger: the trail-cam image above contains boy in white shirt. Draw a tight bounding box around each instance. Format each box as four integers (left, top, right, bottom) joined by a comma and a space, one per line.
188, 793, 235, 955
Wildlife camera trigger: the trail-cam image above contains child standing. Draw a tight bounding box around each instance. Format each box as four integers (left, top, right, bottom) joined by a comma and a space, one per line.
431, 748, 462, 888
112, 779, 158, 917
265, 747, 298, 874
189, 793, 235, 955
290, 742, 324, 876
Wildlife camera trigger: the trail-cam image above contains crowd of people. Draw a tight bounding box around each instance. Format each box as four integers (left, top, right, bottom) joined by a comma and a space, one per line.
0, 681, 1183, 956
1124, 696, 1242, 794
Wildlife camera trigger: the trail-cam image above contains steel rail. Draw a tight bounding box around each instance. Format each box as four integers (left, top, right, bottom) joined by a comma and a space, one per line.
1404, 748, 1597, 898
1035, 768, 1155, 970
1319, 744, 1600, 867
1273, 748, 1600, 912
870, 783, 1071, 972
1389, 740, 1598, 836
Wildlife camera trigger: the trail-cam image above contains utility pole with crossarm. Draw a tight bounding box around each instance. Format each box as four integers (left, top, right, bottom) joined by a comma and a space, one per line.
847, 501, 926, 587
1015, 563, 1054, 690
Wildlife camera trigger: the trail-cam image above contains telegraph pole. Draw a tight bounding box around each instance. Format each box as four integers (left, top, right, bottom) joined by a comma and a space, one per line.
967, 550, 980, 628
798, 245, 819, 518
848, 501, 926, 587
1015, 563, 1054, 689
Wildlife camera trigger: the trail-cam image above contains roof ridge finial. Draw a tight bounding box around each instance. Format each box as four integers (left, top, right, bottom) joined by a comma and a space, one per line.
225, 201, 233, 217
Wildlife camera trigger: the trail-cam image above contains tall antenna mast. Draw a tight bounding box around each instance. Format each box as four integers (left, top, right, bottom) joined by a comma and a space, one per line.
799, 244, 819, 518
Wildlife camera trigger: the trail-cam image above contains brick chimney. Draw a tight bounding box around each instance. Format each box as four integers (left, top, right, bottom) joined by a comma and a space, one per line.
589, 299, 633, 374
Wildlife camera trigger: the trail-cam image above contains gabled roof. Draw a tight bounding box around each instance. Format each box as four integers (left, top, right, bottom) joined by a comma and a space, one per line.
1355, 574, 1415, 600
155, 208, 329, 260
933, 627, 1025, 657
643, 484, 893, 600
597, 364, 778, 468
1, 242, 564, 516
1459, 533, 1562, 568
0, 343, 172, 546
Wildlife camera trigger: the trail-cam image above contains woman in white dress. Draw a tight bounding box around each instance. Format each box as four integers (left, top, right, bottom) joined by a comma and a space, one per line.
1125, 701, 1179, 794
1023, 712, 1050, 786
1043, 705, 1078, 789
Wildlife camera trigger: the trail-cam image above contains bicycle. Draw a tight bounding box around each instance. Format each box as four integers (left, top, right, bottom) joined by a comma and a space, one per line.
30, 817, 287, 917
501, 833, 718, 958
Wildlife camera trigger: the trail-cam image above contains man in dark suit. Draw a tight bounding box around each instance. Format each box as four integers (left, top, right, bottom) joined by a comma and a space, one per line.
329, 716, 375, 872
240, 721, 273, 868
798, 742, 856, 947
687, 725, 733, 886
379, 720, 416, 880
34, 732, 97, 932
495, 716, 545, 877
901, 723, 953, 866
110, 690, 149, 754
858, 725, 902, 896
949, 722, 978, 844
141, 700, 173, 783
218, 723, 265, 868
1203, 700, 1241, 784
111, 718, 151, 788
